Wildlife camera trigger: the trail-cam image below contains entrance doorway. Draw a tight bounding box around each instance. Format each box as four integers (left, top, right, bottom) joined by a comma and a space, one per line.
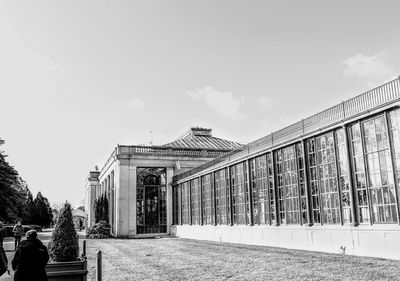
137, 168, 167, 234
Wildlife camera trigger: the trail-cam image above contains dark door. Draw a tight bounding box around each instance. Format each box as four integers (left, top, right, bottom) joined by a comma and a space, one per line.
137, 185, 167, 234
136, 168, 167, 234
144, 186, 159, 231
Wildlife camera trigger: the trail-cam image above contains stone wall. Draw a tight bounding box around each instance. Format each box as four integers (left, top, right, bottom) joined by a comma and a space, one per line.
172, 225, 400, 260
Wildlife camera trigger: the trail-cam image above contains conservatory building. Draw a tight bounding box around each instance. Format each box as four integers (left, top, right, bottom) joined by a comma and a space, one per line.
86, 77, 400, 260
84, 127, 243, 237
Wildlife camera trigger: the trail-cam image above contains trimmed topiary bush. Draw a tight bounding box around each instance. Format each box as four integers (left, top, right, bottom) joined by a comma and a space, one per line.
48, 202, 79, 262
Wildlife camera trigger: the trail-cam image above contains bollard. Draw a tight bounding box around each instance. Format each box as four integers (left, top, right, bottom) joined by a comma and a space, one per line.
96, 251, 102, 281
82, 240, 86, 258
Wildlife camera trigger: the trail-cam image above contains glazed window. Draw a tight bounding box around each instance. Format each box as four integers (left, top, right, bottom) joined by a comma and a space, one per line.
335, 128, 352, 224
231, 162, 248, 225
190, 178, 200, 225
215, 168, 228, 225
316, 132, 340, 224
201, 174, 214, 225
362, 115, 397, 223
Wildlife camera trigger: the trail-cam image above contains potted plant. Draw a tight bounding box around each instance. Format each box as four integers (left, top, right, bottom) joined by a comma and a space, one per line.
46, 202, 88, 281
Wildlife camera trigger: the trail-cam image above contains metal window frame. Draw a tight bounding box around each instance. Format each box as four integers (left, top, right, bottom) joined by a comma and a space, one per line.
212, 171, 217, 226
343, 125, 358, 226
295, 142, 305, 225
273, 150, 283, 226
228, 166, 234, 226
246, 159, 253, 225
301, 140, 312, 226
358, 120, 374, 225
268, 152, 277, 226
384, 111, 400, 224
332, 131, 344, 225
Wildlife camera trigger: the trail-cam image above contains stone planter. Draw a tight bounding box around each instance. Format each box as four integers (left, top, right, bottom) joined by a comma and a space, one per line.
46, 259, 88, 281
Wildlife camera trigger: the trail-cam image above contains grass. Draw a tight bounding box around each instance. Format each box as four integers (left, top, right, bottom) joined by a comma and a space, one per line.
84, 237, 400, 281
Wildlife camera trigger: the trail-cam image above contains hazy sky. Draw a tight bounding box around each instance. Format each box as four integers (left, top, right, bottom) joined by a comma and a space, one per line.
1, 1, 399, 207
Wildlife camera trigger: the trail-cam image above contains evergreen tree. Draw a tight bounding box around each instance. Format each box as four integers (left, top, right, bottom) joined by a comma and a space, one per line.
99, 195, 104, 222
33, 192, 53, 226
94, 198, 99, 223
48, 202, 79, 262
102, 196, 109, 222
25, 190, 38, 223
0, 139, 29, 222
0, 139, 47, 224
15, 179, 30, 222
51, 202, 64, 226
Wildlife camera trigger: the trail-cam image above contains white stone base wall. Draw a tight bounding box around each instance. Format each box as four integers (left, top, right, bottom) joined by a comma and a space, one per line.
171, 224, 400, 260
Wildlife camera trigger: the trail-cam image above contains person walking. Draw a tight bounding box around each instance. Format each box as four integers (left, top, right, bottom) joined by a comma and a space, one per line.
12, 230, 49, 281
0, 221, 10, 277
0, 240, 9, 277
12, 221, 23, 250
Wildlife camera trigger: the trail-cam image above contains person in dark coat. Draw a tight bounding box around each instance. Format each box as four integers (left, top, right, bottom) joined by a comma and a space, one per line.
12, 221, 23, 250
12, 230, 49, 281
0, 243, 9, 277
0, 221, 4, 246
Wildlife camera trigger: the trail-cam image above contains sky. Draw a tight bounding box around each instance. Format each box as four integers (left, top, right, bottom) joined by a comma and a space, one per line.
1, 1, 400, 207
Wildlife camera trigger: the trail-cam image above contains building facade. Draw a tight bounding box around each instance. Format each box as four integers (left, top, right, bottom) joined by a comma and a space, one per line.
87, 77, 400, 259
172, 77, 400, 260
85, 127, 243, 237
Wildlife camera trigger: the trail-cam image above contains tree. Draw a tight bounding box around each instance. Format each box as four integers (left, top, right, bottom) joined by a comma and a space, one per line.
51, 202, 66, 225
99, 195, 104, 221
94, 198, 99, 223
0, 139, 50, 225
102, 196, 109, 223
48, 202, 79, 262
15, 179, 31, 222
94, 195, 109, 223
0, 139, 30, 223
33, 192, 53, 227
25, 190, 38, 223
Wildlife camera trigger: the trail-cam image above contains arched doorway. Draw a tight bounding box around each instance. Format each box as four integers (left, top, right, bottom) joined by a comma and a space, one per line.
137, 168, 167, 234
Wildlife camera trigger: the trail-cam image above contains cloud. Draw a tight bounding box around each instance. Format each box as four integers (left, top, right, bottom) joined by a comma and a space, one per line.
128, 98, 145, 111
258, 96, 277, 110
343, 51, 395, 86
187, 86, 246, 120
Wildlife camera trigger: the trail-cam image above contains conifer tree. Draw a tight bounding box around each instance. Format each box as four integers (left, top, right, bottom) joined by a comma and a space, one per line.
102, 196, 109, 223
99, 195, 104, 222
0, 139, 31, 222
93, 198, 99, 223
34, 192, 53, 226
48, 202, 79, 262
25, 190, 38, 223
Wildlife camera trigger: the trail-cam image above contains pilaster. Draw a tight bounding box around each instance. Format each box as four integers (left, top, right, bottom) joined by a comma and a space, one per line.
128, 164, 137, 237
85, 171, 100, 228
167, 167, 174, 234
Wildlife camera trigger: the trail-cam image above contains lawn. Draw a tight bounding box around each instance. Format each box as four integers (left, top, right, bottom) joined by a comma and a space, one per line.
84, 237, 400, 281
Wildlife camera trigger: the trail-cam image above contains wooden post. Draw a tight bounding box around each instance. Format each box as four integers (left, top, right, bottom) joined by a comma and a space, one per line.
82, 240, 86, 258
96, 251, 102, 281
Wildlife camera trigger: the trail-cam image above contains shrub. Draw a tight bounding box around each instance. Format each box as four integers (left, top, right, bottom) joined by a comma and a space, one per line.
48, 202, 79, 262
86, 220, 111, 239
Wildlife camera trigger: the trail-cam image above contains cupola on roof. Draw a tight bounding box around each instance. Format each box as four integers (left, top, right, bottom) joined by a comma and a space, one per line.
163, 127, 243, 150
